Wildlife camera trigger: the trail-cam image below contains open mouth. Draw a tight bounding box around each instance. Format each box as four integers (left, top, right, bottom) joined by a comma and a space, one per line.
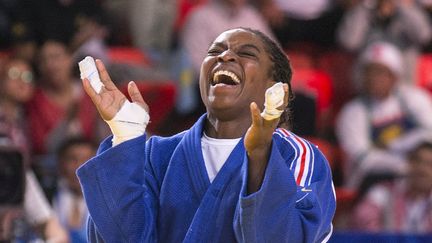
212, 70, 240, 86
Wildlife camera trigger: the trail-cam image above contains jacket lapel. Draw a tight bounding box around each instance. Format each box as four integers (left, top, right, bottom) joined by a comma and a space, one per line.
180, 115, 211, 200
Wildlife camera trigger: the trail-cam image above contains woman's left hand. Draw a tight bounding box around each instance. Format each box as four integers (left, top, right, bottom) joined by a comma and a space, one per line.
244, 83, 289, 193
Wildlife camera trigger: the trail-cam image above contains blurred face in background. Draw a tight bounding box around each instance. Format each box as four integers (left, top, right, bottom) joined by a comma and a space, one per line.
376, 0, 397, 19
363, 63, 397, 100
60, 143, 95, 194
1, 59, 34, 103
38, 41, 73, 88
408, 145, 432, 196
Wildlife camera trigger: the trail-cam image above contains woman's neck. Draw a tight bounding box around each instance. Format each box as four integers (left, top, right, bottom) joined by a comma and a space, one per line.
204, 114, 251, 139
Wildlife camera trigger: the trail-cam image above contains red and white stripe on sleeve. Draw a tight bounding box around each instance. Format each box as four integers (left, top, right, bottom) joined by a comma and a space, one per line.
274, 128, 315, 187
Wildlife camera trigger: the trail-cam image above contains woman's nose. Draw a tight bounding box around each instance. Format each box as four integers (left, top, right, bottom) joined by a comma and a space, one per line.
217, 50, 237, 62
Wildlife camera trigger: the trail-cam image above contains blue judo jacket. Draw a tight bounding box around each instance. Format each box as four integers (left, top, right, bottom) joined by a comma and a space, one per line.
77, 115, 336, 242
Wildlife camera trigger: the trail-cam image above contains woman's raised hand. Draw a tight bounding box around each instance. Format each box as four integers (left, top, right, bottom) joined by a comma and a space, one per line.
81, 59, 149, 121
244, 83, 289, 193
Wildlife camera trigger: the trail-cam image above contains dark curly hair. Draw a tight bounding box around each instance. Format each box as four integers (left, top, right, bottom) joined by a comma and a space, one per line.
238, 27, 294, 129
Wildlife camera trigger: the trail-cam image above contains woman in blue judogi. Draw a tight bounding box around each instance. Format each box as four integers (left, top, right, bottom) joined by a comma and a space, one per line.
77, 27, 336, 243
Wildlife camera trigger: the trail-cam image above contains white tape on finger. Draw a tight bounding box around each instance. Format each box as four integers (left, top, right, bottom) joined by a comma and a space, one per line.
261, 82, 285, 120
79, 56, 150, 146
106, 101, 150, 146
78, 56, 104, 94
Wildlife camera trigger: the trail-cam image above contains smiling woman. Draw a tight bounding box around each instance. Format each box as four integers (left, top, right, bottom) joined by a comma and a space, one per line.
77, 28, 336, 243
201, 28, 294, 132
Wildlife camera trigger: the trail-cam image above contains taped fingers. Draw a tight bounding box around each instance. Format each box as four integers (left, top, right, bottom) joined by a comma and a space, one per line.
261, 82, 285, 120
82, 78, 101, 105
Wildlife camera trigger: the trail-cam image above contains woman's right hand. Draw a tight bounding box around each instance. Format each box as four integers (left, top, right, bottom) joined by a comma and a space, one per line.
81, 59, 149, 121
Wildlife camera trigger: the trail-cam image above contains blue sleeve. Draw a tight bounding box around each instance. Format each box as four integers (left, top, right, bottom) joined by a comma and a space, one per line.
77, 135, 158, 242
234, 138, 336, 243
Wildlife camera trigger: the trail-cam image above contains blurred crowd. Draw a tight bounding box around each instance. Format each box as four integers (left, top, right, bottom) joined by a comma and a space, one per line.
1, 0, 432, 241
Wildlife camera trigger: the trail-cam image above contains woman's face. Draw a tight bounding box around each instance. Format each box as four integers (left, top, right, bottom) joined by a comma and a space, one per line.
2, 60, 34, 103
199, 29, 275, 120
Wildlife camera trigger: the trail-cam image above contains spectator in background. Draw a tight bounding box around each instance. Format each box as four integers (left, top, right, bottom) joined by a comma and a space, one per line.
53, 137, 96, 243
0, 147, 69, 242
0, 58, 68, 242
11, 0, 110, 64
336, 41, 432, 189
70, 14, 110, 64
26, 40, 107, 198
253, 0, 343, 48
352, 141, 432, 233
0, 58, 34, 161
128, 0, 177, 62
27, 40, 105, 156
174, 0, 208, 34
337, 0, 432, 83
24, 169, 69, 242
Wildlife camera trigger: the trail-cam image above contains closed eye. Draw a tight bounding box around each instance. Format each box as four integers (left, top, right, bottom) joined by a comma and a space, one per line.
237, 45, 259, 59
238, 51, 256, 58
207, 49, 222, 56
